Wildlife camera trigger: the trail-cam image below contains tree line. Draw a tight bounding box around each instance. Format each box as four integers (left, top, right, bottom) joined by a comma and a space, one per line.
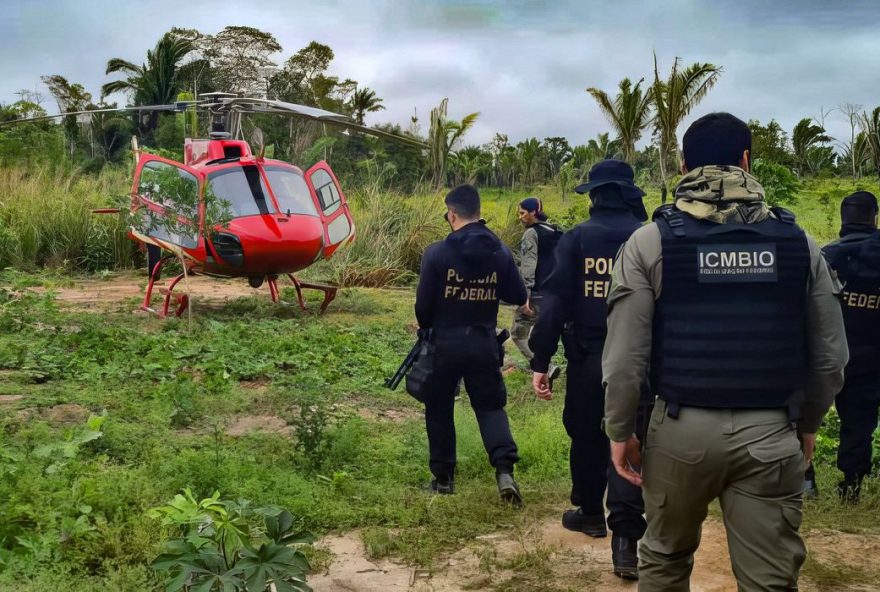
2, 27, 879, 196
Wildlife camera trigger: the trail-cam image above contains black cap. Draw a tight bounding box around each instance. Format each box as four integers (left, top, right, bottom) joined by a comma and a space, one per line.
840, 191, 878, 226
445, 184, 481, 218
574, 159, 646, 197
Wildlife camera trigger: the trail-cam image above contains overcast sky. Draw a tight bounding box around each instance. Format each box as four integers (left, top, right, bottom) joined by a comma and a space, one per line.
3, 0, 879, 149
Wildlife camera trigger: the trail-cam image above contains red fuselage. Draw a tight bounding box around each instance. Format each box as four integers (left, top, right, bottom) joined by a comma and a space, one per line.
131, 138, 355, 279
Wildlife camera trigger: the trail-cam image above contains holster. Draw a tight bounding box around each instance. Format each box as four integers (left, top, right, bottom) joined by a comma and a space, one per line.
561, 323, 587, 362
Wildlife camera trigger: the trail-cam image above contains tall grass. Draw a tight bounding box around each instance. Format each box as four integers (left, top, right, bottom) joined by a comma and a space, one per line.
2, 163, 879, 281
0, 167, 136, 271
323, 188, 445, 287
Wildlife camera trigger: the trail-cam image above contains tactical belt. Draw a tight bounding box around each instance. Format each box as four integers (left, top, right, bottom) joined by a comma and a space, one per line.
662, 398, 799, 425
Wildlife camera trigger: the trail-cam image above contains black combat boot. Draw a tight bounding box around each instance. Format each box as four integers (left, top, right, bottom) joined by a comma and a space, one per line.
429, 477, 454, 495
561, 508, 607, 537
837, 476, 862, 505
496, 472, 523, 506
611, 534, 639, 580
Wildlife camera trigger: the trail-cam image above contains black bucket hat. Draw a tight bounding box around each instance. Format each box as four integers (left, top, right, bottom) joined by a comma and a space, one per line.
575, 159, 647, 220
574, 159, 646, 197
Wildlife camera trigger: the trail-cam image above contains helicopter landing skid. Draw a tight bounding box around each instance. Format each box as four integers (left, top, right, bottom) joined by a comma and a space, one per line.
266, 274, 338, 314
141, 255, 190, 318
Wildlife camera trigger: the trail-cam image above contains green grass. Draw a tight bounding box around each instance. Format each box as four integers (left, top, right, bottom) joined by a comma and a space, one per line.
3, 168, 880, 590
0, 280, 574, 590
1, 276, 877, 592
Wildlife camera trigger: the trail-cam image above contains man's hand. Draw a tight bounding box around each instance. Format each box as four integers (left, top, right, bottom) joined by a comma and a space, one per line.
517, 301, 535, 317
532, 372, 552, 400
611, 436, 643, 487
800, 432, 816, 468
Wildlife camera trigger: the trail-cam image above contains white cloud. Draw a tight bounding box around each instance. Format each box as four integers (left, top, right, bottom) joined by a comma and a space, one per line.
2, 0, 879, 149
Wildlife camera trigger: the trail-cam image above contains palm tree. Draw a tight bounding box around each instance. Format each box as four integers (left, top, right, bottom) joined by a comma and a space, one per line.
516, 138, 544, 187
349, 87, 385, 125
652, 54, 722, 193
428, 98, 479, 189
792, 118, 831, 176
586, 78, 653, 164
102, 33, 193, 136
858, 106, 880, 177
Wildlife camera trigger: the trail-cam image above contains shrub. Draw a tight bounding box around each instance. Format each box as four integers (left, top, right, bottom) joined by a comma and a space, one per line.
752, 158, 800, 207
149, 489, 313, 592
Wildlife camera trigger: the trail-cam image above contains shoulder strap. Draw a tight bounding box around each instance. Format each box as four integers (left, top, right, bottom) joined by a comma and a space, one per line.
652, 204, 686, 238
770, 207, 796, 224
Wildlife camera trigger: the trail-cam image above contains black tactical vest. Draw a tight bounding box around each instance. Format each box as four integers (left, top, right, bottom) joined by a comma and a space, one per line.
824, 232, 880, 377
532, 223, 562, 291
572, 211, 642, 341
652, 206, 810, 410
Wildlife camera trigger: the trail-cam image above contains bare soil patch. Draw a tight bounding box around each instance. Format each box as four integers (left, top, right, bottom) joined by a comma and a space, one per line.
309, 517, 880, 592
44, 403, 90, 425
0, 395, 24, 404
356, 407, 421, 423
30, 273, 263, 312
224, 414, 292, 437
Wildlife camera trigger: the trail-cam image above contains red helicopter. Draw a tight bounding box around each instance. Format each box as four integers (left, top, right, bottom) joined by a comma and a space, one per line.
3, 93, 425, 316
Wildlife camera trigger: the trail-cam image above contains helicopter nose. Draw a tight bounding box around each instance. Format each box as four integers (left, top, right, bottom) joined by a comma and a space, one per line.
220, 214, 325, 274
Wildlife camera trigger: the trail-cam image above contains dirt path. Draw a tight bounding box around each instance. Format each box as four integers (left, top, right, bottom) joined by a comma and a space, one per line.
310, 517, 879, 592
29, 272, 262, 312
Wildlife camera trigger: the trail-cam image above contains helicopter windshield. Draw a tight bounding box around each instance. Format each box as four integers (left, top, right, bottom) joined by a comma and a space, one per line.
207, 166, 274, 218
263, 166, 319, 217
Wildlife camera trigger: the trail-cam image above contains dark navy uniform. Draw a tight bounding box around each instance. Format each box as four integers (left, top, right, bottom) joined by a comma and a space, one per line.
415, 221, 527, 483
823, 229, 880, 492
529, 205, 647, 539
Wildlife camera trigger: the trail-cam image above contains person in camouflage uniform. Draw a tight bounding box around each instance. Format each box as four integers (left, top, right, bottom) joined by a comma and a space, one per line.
511, 197, 561, 381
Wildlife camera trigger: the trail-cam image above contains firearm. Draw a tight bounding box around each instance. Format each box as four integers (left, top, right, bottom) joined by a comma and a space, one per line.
385, 329, 430, 390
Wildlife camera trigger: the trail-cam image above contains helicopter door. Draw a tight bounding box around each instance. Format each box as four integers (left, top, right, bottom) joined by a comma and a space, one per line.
304, 162, 355, 258
133, 156, 206, 261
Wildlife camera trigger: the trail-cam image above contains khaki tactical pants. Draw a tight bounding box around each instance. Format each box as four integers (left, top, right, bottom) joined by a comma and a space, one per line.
511, 292, 542, 362
640, 400, 806, 592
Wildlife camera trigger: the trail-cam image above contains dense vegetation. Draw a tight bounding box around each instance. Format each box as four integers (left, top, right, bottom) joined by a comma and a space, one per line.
0, 274, 877, 591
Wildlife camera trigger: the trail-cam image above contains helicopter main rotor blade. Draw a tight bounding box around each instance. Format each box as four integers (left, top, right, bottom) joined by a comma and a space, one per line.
244, 99, 428, 150
0, 102, 203, 128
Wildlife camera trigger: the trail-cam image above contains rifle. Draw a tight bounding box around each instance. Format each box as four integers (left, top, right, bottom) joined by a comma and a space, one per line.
385, 329, 429, 390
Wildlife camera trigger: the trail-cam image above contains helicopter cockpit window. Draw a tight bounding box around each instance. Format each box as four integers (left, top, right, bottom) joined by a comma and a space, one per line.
138, 161, 199, 218
136, 161, 200, 248
311, 169, 342, 215
207, 166, 273, 218
264, 167, 319, 217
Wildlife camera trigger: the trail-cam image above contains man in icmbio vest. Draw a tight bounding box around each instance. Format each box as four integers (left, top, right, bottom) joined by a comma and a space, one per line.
414, 184, 528, 503
819, 191, 880, 503
529, 160, 649, 579
603, 113, 848, 591
511, 197, 562, 380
